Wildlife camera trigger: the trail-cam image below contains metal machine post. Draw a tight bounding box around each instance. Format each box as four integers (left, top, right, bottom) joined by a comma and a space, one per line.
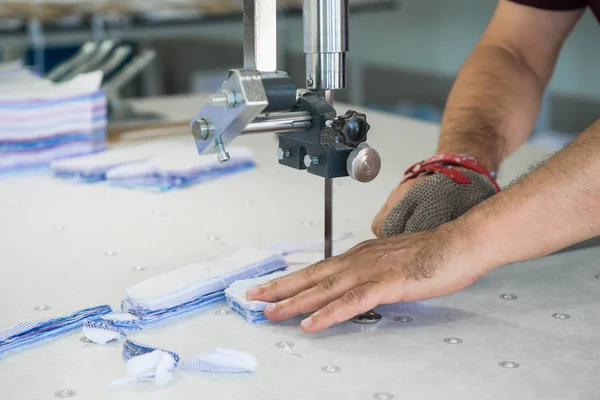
189, 0, 381, 259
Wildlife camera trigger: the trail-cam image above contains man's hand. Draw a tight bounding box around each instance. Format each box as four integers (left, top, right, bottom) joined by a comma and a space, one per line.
247, 224, 487, 333
371, 177, 426, 238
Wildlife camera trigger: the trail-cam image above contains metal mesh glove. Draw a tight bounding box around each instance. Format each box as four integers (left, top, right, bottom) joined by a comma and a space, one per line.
381, 169, 497, 237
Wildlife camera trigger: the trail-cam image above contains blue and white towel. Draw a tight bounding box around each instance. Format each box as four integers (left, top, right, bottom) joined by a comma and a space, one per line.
101, 313, 143, 330
0, 62, 107, 173
105, 146, 255, 192
0, 304, 112, 357
122, 248, 287, 326
225, 270, 291, 324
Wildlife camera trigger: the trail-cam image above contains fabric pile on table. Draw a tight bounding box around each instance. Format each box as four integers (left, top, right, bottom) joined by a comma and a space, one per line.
0, 60, 106, 173
0, 304, 112, 357
122, 248, 287, 326
51, 140, 255, 191
225, 270, 290, 324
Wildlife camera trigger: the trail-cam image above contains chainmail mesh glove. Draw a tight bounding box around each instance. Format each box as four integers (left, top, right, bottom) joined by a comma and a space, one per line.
381, 169, 497, 238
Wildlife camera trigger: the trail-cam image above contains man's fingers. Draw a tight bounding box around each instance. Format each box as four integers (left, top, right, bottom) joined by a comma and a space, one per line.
300, 281, 384, 333
247, 256, 347, 303
263, 271, 361, 321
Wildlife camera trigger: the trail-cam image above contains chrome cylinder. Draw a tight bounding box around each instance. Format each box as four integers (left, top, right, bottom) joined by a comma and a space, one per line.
243, 111, 312, 134
303, 0, 349, 90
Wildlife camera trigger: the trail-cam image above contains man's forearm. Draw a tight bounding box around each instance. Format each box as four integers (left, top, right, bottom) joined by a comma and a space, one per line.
455, 120, 600, 270
438, 43, 547, 172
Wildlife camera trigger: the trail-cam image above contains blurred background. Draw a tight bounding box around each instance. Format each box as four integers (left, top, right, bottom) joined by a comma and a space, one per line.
0, 0, 598, 147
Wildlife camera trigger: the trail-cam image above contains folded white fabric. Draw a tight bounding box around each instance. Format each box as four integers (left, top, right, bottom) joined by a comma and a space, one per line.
225, 270, 292, 324
122, 248, 287, 326
82, 320, 124, 345
0, 66, 106, 173
109, 341, 179, 389
0, 304, 112, 357
181, 348, 257, 374
105, 146, 255, 192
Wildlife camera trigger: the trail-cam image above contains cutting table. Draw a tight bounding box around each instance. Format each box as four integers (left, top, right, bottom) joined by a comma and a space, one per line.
0, 94, 598, 400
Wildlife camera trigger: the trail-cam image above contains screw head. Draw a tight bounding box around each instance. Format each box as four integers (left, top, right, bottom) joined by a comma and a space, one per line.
215, 309, 231, 316
444, 337, 463, 345
54, 389, 76, 398
595, 274, 600, 280
552, 313, 570, 319
394, 316, 412, 323
277, 148, 291, 160
304, 155, 319, 168
34, 305, 51, 311
275, 341, 295, 349
321, 365, 341, 373
217, 150, 231, 163
374, 393, 395, 400
352, 310, 382, 325
306, 77, 314, 87
500, 294, 517, 300
499, 361, 519, 369
132, 266, 147, 271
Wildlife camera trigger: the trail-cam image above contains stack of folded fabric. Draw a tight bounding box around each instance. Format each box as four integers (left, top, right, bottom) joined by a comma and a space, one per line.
0, 60, 106, 173
225, 270, 291, 324
0, 304, 112, 357
122, 248, 287, 326
105, 146, 255, 192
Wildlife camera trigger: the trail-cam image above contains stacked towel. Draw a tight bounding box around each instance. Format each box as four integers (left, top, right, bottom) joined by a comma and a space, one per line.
225, 270, 291, 323
0, 304, 112, 357
122, 248, 287, 326
105, 147, 255, 192
0, 61, 106, 173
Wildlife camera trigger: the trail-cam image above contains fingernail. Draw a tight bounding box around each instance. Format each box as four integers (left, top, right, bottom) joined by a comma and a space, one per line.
265, 303, 277, 314
246, 287, 259, 299
301, 316, 313, 329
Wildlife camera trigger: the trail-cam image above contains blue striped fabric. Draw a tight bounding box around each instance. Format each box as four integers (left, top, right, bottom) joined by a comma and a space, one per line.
0, 305, 112, 357
180, 349, 257, 374
122, 339, 180, 368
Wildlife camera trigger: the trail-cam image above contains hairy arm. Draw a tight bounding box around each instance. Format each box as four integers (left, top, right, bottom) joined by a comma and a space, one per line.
438, 0, 583, 172
462, 119, 600, 269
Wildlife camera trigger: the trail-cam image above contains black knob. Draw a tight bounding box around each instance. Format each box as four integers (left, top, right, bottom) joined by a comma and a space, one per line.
330, 110, 370, 147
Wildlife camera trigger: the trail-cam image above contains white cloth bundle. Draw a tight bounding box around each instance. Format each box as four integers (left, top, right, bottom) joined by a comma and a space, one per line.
122, 248, 287, 326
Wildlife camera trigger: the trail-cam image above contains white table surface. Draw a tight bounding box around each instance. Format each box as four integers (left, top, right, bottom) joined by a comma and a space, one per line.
0, 94, 598, 400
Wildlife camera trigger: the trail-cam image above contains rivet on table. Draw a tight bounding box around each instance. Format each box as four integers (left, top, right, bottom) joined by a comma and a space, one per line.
499, 361, 519, 369
275, 341, 295, 349
373, 393, 395, 400
303, 220, 314, 227
132, 266, 147, 272
500, 294, 517, 300
244, 199, 254, 205
444, 337, 463, 345
352, 310, 382, 325
215, 309, 231, 316
34, 305, 51, 311
594, 274, 600, 280
208, 235, 220, 241
321, 365, 341, 373
552, 313, 570, 319
104, 251, 117, 256
54, 389, 76, 398
394, 316, 412, 323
